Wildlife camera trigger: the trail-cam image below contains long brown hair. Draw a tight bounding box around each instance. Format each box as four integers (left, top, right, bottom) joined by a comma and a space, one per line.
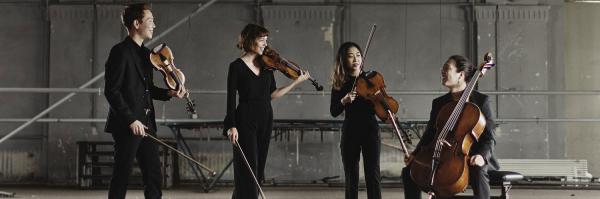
332, 42, 362, 90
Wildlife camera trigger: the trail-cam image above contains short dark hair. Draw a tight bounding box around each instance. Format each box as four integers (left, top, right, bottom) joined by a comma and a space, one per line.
237, 24, 269, 52
121, 3, 151, 30
448, 55, 476, 82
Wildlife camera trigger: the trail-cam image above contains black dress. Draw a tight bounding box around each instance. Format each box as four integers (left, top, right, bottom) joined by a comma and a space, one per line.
402, 91, 499, 199
224, 58, 276, 199
330, 74, 382, 199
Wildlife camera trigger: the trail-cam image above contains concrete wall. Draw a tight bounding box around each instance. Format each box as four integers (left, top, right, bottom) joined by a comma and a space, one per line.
0, 3, 47, 182
564, 2, 600, 177
0, 0, 593, 184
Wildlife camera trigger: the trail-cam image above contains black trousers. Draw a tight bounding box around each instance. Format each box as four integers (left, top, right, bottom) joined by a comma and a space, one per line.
109, 130, 162, 199
402, 165, 490, 199
232, 101, 273, 199
340, 124, 381, 199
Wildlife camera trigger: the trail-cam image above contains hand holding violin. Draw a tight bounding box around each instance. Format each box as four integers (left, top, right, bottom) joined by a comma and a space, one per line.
168, 86, 188, 99
259, 47, 324, 91
293, 70, 311, 84
150, 43, 197, 117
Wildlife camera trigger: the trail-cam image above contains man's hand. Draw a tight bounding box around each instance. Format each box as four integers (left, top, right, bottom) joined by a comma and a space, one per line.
227, 127, 239, 144
470, 154, 485, 167
168, 87, 187, 99
129, 120, 148, 137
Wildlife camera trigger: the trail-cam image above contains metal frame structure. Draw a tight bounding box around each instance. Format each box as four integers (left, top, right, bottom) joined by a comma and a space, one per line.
0, 0, 219, 144
1, 88, 600, 124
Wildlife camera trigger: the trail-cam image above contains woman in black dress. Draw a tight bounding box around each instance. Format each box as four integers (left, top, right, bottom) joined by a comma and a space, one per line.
330, 42, 382, 199
223, 23, 310, 199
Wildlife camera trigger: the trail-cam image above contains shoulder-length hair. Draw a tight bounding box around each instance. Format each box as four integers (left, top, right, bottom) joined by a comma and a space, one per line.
237, 24, 269, 53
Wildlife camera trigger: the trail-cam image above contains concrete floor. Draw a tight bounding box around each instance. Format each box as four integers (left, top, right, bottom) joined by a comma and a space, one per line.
1, 186, 600, 199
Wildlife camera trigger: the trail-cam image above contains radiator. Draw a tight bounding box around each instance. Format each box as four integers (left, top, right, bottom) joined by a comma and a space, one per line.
0, 150, 38, 181
498, 159, 593, 181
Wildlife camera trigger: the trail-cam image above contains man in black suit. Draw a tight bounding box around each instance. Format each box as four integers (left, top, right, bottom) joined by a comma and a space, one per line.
402, 55, 499, 199
104, 3, 186, 199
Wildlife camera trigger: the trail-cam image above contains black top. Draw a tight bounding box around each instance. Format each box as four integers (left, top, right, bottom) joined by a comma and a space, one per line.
104, 36, 171, 133
223, 58, 277, 132
330, 74, 378, 128
415, 91, 499, 170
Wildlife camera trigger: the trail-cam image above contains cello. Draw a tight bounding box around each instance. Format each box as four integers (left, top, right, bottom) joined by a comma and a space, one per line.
409, 53, 495, 198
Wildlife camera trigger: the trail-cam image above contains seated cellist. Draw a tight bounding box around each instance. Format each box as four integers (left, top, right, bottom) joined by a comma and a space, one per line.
402, 55, 499, 199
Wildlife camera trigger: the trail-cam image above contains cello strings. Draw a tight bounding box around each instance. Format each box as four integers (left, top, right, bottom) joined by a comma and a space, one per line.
433, 69, 482, 159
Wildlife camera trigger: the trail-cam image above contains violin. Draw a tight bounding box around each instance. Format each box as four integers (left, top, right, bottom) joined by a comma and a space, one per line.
147, 44, 218, 177
355, 71, 399, 122
149, 43, 197, 119
257, 46, 324, 91
351, 24, 412, 147
409, 53, 495, 198
354, 71, 412, 146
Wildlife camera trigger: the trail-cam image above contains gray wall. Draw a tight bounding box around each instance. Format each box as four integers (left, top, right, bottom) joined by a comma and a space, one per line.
564, 3, 600, 180
0, 0, 593, 184
0, 3, 47, 182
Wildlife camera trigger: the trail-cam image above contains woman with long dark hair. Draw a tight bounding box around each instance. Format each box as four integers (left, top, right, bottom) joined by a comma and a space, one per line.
330, 42, 382, 199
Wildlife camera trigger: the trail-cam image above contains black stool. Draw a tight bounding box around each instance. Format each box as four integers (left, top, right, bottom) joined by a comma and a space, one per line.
489, 170, 523, 199
454, 170, 523, 199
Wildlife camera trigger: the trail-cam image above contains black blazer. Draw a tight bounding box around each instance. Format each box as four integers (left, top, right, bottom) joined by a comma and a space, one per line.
415, 91, 499, 170
104, 37, 171, 134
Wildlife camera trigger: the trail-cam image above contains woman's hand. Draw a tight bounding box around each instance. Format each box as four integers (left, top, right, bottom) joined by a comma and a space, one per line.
272, 70, 312, 99
341, 91, 357, 105
294, 70, 311, 84
227, 127, 239, 144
